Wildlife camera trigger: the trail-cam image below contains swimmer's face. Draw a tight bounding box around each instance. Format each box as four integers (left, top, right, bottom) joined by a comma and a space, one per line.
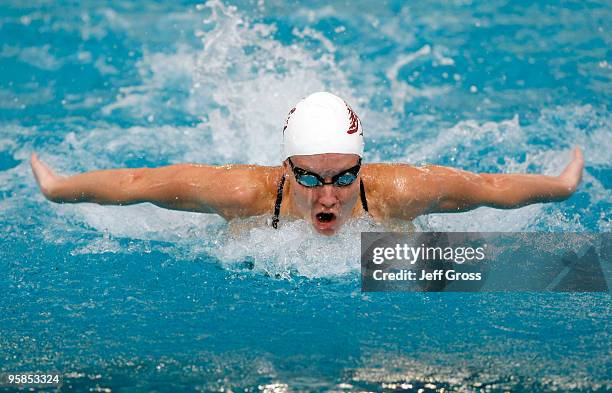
283, 153, 361, 236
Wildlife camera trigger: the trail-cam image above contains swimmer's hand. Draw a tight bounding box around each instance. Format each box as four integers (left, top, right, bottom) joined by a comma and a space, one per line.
31, 153, 66, 202
557, 146, 584, 194
385, 146, 585, 218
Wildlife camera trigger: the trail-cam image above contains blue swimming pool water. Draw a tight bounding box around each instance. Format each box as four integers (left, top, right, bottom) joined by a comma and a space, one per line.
0, 0, 610, 391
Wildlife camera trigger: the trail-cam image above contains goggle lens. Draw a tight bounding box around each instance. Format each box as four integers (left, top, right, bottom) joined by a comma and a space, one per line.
289, 158, 361, 188
296, 174, 323, 187
335, 173, 358, 186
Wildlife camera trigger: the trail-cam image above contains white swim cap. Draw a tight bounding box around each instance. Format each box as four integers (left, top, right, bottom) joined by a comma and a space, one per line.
282, 92, 364, 159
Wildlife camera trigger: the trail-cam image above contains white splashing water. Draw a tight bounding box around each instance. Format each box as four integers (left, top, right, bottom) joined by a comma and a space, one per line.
213, 215, 384, 278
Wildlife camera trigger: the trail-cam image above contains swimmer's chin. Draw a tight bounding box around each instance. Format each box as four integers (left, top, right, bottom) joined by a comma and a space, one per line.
312, 225, 338, 236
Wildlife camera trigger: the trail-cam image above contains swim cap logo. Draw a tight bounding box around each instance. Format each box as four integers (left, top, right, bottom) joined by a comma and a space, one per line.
282, 107, 296, 134
345, 103, 361, 135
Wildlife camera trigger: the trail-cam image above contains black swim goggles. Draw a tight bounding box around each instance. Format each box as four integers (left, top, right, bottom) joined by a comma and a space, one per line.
287, 157, 362, 187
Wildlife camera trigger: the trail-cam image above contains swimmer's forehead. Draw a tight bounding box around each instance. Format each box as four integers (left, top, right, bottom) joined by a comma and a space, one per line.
288, 153, 360, 176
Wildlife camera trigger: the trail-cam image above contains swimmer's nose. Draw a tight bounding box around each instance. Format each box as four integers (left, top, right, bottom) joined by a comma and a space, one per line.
317, 184, 338, 208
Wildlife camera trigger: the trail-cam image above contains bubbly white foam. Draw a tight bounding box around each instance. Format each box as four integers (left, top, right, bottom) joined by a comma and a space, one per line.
213, 215, 383, 278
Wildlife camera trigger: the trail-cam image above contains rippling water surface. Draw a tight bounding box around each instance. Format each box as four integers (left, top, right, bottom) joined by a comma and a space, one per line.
0, 1, 610, 391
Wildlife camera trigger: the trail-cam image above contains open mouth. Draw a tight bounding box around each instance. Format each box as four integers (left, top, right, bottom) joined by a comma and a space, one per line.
316, 212, 336, 223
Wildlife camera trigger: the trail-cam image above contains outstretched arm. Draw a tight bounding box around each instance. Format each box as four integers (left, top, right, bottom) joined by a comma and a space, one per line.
388, 147, 584, 218
30, 153, 272, 219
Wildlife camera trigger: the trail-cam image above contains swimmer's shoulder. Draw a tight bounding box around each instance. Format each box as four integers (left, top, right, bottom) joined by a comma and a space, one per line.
190, 163, 282, 218
361, 162, 426, 190
361, 162, 433, 219
235, 164, 284, 216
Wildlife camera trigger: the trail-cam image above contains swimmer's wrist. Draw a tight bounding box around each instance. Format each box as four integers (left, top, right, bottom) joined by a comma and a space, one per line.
555, 175, 579, 197
41, 177, 67, 203
43, 176, 86, 204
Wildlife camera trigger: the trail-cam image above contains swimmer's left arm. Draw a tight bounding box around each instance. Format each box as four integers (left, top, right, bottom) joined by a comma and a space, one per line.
389, 147, 584, 217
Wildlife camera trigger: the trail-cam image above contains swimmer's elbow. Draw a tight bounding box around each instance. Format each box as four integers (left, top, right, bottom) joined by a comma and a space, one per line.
102, 169, 147, 204
474, 177, 522, 209
476, 176, 538, 209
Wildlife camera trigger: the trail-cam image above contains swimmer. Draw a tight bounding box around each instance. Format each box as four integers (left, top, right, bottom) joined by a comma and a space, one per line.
31, 92, 584, 236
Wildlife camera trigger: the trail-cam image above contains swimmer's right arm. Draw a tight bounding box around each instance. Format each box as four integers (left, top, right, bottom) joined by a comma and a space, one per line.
30, 153, 268, 219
